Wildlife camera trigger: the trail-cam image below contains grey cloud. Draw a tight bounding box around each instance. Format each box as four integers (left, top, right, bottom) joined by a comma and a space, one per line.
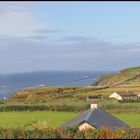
36, 29, 61, 34
27, 35, 48, 40
0, 35, 49, 47
0, 35, 140, 73
62, 36, 93, 42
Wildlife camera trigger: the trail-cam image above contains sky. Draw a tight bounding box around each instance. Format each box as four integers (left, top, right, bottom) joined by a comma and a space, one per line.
0, 1, 140, 73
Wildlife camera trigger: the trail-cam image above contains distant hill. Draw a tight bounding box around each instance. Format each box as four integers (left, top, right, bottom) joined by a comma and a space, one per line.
7, 86, 96, 103
93, 66, 140, 87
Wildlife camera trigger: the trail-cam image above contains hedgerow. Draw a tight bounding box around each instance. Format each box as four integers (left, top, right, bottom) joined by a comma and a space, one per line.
0, 127, 139, 139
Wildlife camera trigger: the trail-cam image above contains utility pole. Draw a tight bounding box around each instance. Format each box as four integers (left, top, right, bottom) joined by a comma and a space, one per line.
2, 85, 7, 102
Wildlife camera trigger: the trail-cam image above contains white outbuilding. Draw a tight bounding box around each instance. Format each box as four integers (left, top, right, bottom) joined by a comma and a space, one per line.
109, 92, 138, 100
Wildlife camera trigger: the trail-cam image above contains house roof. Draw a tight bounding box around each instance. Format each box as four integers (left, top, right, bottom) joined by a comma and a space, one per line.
60, 108, 130, 129
115, 92, 137, 97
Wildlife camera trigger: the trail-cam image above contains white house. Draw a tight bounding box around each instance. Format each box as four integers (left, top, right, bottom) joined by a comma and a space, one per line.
109, 92, 123, 100
109, 92, 138, 100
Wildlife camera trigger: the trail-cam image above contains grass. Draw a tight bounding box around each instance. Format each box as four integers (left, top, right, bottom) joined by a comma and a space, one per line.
123, 102, 140, 106
113, 113, 140, 128
0, 111, 139, 129
0, 111, 79, 128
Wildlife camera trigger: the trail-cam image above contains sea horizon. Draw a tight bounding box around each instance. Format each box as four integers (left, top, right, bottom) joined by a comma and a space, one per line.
0, 70, 114, 99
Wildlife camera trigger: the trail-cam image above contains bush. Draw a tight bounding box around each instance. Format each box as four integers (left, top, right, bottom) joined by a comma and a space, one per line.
0, 103, 89, 112
98, 99, 140, 113
118, 100, 140, 103
0, 127, 139, 139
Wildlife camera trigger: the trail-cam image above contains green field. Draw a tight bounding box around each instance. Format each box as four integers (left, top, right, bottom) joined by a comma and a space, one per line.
0, 111, 79, 128
113, 113, 140, 128
0, 111, 139, 128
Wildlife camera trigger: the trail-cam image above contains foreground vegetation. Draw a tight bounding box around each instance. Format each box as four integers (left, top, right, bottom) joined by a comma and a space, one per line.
0, 126, 139, 139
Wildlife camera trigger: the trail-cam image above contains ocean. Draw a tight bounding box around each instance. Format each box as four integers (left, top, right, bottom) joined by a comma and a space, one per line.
0, 71, 112, 99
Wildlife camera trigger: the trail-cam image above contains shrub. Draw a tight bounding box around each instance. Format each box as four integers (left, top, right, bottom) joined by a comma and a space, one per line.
98, 99, 140, 113
0, 103, 89, 112
0, 127, 139, 139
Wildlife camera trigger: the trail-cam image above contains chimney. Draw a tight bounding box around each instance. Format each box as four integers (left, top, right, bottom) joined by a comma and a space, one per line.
90, 103, 97, 109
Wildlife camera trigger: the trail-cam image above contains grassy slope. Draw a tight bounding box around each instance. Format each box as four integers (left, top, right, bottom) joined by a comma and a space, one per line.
7, 86, 100, 103
94, 66, 140, 86
74, 86, 140, 97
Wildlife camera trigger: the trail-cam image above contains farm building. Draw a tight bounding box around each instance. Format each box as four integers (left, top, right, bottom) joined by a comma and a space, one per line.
86, 95, 103, 101
109, 92, 138, 100
60, 104, 130, 131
